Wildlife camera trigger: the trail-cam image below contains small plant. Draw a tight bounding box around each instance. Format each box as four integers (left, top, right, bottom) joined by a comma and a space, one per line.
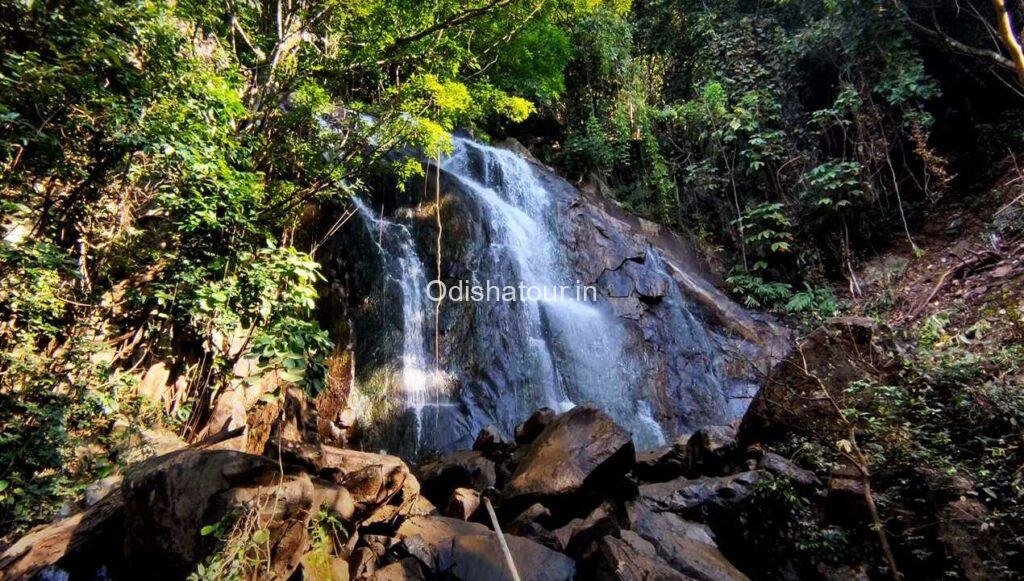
786, 285, 840, 319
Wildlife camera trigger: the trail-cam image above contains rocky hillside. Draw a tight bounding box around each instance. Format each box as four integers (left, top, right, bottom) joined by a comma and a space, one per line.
3, 313, 1014, 580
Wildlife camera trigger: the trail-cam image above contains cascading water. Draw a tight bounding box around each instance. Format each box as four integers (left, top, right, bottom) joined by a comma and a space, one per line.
350, 198, 448, 452
437, 137, 670, 448
338, 132, 774, 456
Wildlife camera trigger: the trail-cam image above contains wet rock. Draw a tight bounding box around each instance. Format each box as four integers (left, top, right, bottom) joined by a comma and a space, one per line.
504, 406, 634, 502
635, 434, 690, 482
417, 450, 497, 506
627, 502, 747, 581
440, 534, 576, 581
624, 258, 670, 298
514, 408, 557, 445
592, 534, 690, 580
445, 487, 481, 521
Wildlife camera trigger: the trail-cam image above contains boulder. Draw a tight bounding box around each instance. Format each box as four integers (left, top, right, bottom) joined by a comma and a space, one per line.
506, 503, 560, 550
627, 502, 747, 581
278, 440, 422, 517
395, 515, 492, 566
686, 425, 738, 476
637, 471, 763, 518
514, 408, 557, 445
740, 317, 902, 443
122, 449, 281, 574
0, 489, 124, 579
473, 425, 505, 456
446, 487, 482, 521
507, 503, 553, 535
349, 546, 377, 579
373, 557, 426, 580
553, 502, 619, 559
635, 434, 690, 482
394, 515, 575, 580
417, 450, 497, 506
592, 534, 691, 580
504, 406, 634, 502
755, 450, 821, 490
439, 534, 576, 581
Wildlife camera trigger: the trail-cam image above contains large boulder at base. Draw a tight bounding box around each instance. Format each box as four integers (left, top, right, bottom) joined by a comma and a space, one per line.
503, 406, 634, 502
740, 317, 902, 443
373, 557, 427, 580
121, 449, 281, 574
439, 534, 576, 581
416, 450, 497, 506
592, 533, 692, 580
627, 502, 747, 581
395, 515, 575, 580
0, 490, 124, 579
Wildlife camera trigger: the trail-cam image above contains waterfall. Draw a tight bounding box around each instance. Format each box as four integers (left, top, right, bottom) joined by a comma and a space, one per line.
351, 197, 446, 451
340, 133, 756, 456
439, 137, 668, 448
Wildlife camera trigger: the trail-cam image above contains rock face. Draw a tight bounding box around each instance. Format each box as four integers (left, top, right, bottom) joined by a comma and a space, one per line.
593, 533, 691, 580
325, 135, 788, 457
740, 317, 901, 443
395, 515, 575, 580
504, 406, 634, 501
627, 503, 748, 581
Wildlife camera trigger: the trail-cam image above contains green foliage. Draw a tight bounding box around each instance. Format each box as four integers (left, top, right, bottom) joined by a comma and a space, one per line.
0, 241, 73, 336
726, 269, 793, 309
1, 0, 589, 539
804, 161, 864, 211
740, 474, 854, 573
785, 285, 840, 319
